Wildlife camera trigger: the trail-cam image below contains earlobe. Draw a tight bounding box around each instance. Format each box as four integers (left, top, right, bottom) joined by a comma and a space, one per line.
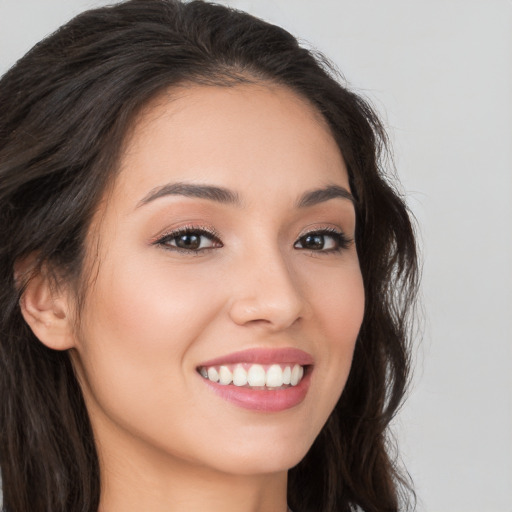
18, 265, 76, 351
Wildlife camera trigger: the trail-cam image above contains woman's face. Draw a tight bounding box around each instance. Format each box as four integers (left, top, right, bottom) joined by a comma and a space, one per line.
70, 83, 365, 477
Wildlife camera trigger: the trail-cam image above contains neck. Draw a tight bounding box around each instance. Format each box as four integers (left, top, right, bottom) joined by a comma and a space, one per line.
95, 433, 289, 512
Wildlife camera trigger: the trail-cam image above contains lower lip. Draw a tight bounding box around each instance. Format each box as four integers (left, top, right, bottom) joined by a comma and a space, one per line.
201, 370, 312, 412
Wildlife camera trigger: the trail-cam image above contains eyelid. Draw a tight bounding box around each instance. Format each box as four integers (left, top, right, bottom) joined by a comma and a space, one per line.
149, 223, 353, 253
297, 225, 352, 241
294, 226, 353, 252
297, 224, 345, 237
151, 224, 222, 250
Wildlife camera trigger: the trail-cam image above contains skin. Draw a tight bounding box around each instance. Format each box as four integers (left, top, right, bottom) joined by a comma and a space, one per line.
23, 83, 365, 512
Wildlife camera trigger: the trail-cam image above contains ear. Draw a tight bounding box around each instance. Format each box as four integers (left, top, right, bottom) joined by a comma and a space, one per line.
17, 262, 76, 351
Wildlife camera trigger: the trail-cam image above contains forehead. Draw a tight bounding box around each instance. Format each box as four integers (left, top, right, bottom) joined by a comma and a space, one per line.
114, 83, 349, 208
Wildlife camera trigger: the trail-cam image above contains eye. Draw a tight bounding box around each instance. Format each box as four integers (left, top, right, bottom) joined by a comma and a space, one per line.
294, 229, 351, 252
155, 227, 222, 253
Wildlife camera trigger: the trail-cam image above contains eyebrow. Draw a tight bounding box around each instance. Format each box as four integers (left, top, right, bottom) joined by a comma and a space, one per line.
137, 182, 355, 209
296, 184, 355, 208
137, 182, 242, 208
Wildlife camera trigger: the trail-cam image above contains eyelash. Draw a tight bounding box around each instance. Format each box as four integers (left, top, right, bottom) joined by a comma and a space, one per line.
153, 225, 352, 254
153, 225, 222, 254
294, 227, 352, 254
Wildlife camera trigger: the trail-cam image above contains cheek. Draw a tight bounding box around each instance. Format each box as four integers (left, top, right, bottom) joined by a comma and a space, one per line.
308, 259, 365, 350
74, 252, 224, 424
87, 253, 221, 355
301, 259, 365, 422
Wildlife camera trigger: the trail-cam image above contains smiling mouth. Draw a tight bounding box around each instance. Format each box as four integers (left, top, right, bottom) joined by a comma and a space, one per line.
197, 363, 307, 389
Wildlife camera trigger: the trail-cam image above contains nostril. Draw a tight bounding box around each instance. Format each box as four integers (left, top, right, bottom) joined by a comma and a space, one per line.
228, 295, 303, 331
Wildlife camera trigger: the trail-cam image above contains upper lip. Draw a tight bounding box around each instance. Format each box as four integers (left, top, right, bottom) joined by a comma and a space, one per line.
198, 347, 314, 367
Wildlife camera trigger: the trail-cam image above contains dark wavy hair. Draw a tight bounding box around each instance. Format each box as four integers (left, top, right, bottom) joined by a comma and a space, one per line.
0, 1, 419, 511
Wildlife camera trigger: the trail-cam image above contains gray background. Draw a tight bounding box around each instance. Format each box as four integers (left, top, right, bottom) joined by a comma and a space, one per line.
1, 1, 511, 511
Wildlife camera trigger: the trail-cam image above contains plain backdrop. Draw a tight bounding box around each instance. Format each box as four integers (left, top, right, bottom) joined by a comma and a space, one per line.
1, 1, 511, 511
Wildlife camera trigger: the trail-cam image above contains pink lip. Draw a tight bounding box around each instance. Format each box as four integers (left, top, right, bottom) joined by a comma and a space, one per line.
198, 347, 314, 367
197, 348, 314, 412
201, 370, 312, 412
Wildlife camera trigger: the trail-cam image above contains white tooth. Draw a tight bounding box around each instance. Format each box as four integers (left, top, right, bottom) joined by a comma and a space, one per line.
233, 365, 248, 386
200, 367, 208, 378
290, 364, 302, 386
207, 367, 219, 383
247, 364, 266, 387
266, 364, 284, 388
219, 366, 233, 385
298, 365, 304, 381
282, 366, 292, 385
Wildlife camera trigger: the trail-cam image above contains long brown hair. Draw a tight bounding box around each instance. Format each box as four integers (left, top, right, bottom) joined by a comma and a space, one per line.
0, 1, 419, 511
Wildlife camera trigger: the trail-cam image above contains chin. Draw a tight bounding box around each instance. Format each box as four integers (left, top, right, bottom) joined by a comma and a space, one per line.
199, 429, 315, 476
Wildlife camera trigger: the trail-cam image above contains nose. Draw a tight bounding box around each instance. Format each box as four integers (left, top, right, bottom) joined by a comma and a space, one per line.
227, 246, 306, 331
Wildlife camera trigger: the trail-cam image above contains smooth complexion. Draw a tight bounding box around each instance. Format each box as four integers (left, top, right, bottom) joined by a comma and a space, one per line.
55, 84, 364, 512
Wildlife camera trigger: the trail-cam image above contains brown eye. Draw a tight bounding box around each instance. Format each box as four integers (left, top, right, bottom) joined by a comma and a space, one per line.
294, 230, 350, 252
157, 228, 222, 252
174, 233, 202, 250
300, 234, 326, 250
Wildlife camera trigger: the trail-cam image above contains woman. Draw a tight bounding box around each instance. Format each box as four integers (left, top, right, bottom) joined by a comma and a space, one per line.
0, 1, 418, 511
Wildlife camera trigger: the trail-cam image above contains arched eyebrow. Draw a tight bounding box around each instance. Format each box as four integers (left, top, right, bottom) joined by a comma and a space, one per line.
296, 184, 355, 208
137, 182, 242, 208
136, 182, 354, 209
